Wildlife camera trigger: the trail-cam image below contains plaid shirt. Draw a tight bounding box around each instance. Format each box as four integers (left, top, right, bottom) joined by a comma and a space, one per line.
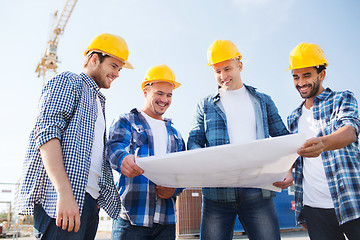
288, 88, 360, 225
107, 108, 185, 227
187, 85, 289, 202
17, 72, 121, 219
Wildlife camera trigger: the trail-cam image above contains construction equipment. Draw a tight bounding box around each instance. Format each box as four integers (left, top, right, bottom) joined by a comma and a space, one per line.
142, 64, 181, 90
287, 42, 328, 70
84, 33, 134, 69
35, 0, 78, 82
207, 39, 242, 66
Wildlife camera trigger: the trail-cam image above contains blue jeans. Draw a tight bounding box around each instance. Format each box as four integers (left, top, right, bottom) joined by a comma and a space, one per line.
111, 217, 175, 240
302, 205, 360, 240
201, 188, 280, 240
33, 193, 99, 240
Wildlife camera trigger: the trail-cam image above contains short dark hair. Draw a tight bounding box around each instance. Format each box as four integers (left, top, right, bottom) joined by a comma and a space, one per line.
83, 51, 110, 67
314, 65, 326, 74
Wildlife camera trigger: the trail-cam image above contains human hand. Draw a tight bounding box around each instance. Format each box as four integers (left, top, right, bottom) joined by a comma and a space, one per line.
273, 169, 293, 189
298, 137, 324, 158
300, 223, 307, 230
156, 186, 176, 199
56, 192, 80, 232
121, 155, 144, 178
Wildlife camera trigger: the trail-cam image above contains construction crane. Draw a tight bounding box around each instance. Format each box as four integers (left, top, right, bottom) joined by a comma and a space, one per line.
35, 0, 78, 82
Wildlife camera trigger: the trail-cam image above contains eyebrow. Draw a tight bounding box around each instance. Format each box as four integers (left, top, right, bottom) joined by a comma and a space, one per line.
293, 72, 311, 77
156, 91, 172, 95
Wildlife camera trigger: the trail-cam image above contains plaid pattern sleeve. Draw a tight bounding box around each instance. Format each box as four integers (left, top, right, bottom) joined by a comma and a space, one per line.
288, 88, 360, 225
17, 72, 121, 219
188, 85, 289, 202
108, 108, 185, 227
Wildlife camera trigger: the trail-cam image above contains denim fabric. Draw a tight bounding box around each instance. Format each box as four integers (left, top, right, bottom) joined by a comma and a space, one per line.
107, 108, 185, 227
111, 217, 175, 240
33, 193, 99, 240
188, 85, 289, 202
302, 206, 360, 240
200, 188, 280, 240
288, 88, 360, 225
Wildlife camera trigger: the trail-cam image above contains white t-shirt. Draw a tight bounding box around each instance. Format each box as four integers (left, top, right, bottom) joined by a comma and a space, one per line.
141, 112, 168, 156
298, 105, 334, 208
85, 97, 105, 200
219, 87, 256, 144
141, 111, 169, 223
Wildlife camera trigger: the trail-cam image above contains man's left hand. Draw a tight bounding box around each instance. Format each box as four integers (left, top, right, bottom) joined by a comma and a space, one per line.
156, 186, 176, 199
273, 168, 293, 189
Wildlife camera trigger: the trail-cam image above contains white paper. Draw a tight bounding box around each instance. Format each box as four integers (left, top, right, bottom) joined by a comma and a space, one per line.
136, 134, 306, 192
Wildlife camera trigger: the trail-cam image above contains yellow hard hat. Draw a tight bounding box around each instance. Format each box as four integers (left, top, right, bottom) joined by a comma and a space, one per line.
287, 42, 328, 70
84, 33, 133, 69
207, 40, 242, 66
142, 64, 181, 90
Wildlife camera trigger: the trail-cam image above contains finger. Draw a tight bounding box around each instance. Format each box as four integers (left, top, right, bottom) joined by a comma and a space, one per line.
67, 215, 74, 232
128, 161, 144, 174
74, 214, 81, 232
56, 214, 63, 228
62, 216, 68, 231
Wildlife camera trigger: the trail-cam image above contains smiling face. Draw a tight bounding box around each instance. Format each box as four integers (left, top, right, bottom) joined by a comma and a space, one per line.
292, 67, 325, 100
212, 58, 243, 91
142, 82, 173, 120
86, 54, 124, 89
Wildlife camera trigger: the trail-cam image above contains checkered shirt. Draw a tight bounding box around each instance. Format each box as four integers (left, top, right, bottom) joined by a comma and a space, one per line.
187, 84, 289, 202
17, 71, 121, 219
107, 108, 185, 227
288, 88, 360, 225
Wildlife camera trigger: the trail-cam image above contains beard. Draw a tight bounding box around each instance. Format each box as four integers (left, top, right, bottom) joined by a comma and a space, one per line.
296, 77, 321, 99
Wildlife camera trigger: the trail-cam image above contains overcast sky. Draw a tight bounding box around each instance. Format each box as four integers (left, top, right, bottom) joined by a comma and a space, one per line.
0, 0, 359, 185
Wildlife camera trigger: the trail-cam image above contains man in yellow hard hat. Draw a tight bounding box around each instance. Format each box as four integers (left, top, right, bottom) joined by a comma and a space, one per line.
283, 42, 360, 239
108, 64, 185, 239
187, 40, 289, 240
17, 33, 133, 239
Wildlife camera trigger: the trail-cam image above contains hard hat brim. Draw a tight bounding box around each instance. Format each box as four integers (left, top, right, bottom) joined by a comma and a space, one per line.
124, 61, 134, 69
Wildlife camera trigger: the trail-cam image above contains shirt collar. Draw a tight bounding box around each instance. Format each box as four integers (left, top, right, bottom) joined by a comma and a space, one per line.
80, 72, 106, 101
314, 87, 332, 102
212, 84, 256, 103
130, 108, 172, 124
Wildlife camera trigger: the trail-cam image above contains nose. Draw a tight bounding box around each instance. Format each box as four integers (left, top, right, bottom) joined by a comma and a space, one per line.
297, 77, 307, 86
114, 70, 119, 79
160, 95, 168, 103
220, 71, 227, 80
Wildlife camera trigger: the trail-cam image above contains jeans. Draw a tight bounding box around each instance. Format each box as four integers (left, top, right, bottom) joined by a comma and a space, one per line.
111, 217, 175, 240
200, 188, 280, 240
302, 205, 360, 240
33, 193, 99, 240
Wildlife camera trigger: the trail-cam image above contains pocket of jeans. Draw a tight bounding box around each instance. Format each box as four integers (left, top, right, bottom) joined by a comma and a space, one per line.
33, 204, 52, 237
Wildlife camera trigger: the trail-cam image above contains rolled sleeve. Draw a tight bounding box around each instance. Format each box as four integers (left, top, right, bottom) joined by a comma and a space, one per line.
33, 74, 76, 151
336, 91, 360, 135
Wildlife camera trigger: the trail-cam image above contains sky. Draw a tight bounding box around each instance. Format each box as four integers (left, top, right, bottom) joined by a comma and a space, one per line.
0, 0, 359, 187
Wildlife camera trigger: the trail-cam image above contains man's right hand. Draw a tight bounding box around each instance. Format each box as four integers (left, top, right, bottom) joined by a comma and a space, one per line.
56, 191, 80, 232
121, 155, 144, 178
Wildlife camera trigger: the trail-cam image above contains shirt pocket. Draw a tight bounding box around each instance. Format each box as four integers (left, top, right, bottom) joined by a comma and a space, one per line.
130, 124, 148, 148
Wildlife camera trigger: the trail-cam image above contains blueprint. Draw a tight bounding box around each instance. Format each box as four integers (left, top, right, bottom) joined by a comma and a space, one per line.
136, 134, 305, 192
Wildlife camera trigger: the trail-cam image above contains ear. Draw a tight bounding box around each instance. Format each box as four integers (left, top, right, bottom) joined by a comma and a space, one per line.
143, 88, 148, 97
319, 69, 326, 82
238, 61, 243, 72
90, 53, 99, 66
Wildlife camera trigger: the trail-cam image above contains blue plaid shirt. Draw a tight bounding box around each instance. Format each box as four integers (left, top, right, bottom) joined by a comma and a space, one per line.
17, 72, 121, 219
187, 85, 289, 202
107, 108, 185, 227
288, 88, 360, 225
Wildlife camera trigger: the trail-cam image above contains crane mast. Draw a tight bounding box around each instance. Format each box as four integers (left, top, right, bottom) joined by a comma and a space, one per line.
35, 0, 78, 82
